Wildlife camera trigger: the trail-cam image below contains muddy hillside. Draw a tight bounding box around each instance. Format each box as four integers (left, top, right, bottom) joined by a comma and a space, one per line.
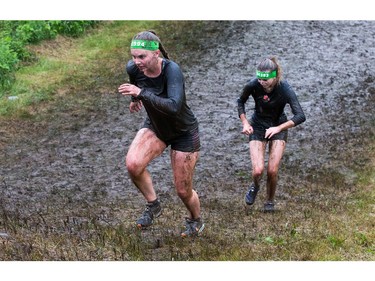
1, 21, 374, 216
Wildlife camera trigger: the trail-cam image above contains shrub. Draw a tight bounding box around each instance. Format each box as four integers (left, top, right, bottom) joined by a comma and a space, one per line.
0, 37, 19, 88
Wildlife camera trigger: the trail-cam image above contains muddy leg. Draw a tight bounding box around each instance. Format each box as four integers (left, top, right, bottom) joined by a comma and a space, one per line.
125, 128, 166, 202
266, 140, 286, 202
249, 140, 267, 189
171, 150, 201, 219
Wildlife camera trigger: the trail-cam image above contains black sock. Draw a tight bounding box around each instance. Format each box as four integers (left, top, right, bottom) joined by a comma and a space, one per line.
148, 198, 159, 206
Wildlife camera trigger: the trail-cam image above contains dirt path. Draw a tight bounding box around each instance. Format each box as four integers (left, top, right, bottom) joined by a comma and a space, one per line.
1, 21, 374, 218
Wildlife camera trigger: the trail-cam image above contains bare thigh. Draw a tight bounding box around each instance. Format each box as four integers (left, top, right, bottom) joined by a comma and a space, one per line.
250, 140, 267, 175
126, 128, 166, 174
268, 140, 286, 173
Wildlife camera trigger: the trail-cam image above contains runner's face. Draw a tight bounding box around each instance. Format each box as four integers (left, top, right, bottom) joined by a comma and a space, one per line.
258, 77, 276, 89
131, 49, 157, 72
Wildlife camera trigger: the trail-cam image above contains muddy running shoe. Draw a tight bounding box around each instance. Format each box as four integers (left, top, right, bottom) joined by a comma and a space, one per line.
181, 217, 205, 237
136, 201, 162, 228
263, 201, 275, 213
245, 183, 259, 205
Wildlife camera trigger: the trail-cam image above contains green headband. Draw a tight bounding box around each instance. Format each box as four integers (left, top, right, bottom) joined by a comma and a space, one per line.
130, 39, 159, 51
256, 70, 277, 79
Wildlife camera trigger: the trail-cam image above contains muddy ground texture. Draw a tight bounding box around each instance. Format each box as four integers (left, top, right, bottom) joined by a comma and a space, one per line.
0, 21, 374, 239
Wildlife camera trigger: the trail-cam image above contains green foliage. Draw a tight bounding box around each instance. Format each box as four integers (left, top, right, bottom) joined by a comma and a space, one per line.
14, 21, 57, 44
51, 20, 99, 37
0, 39, 19, 88
0, 20, 99, 91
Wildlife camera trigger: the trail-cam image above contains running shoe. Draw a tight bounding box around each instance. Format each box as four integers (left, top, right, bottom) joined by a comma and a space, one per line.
245, 183, 259, 205
181, 217, 205, 237
136, 201, 162, 228
263, 201, 275, 213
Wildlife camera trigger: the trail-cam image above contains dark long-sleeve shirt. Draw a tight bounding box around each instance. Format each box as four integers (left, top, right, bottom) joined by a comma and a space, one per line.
237, 78, 306, 128
126, 59, 198, 142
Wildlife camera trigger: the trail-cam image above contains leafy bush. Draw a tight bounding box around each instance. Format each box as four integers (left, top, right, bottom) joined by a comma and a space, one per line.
14, 21, 58, 44
0, 37, 19, 88
51, 20, 98, 37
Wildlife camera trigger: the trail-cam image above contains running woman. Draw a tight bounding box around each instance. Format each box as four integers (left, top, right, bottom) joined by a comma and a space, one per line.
237, 56, 306, 212
118, 31, 204, 237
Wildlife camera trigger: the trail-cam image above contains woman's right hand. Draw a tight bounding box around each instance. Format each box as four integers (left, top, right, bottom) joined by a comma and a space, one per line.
242, 122, 253, 135
129, 101, 143, 113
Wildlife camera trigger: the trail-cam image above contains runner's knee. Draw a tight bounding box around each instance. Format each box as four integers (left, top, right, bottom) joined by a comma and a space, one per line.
267, 166, 279, 178
176, 185, 193, 200
126, 156, 144, 177
252, 166, 264, 178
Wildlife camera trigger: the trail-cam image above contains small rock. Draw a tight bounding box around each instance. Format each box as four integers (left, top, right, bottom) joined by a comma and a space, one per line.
0, 232, 10, 239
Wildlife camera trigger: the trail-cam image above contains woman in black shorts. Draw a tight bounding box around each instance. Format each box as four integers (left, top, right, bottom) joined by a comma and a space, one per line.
237, 56, 306, 212
118, 31, 204, 237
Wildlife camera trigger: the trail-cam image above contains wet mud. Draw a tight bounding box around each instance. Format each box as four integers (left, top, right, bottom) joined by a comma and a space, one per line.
1, 21, 374, 222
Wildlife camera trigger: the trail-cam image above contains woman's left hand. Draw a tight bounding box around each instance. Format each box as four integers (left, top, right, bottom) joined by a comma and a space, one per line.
265, 126, 281, 139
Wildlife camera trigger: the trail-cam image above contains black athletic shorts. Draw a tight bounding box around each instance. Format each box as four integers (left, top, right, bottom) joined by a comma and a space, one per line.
249, 121, 288, 142
166, 126, 201, 152
144, 125, 201, 153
